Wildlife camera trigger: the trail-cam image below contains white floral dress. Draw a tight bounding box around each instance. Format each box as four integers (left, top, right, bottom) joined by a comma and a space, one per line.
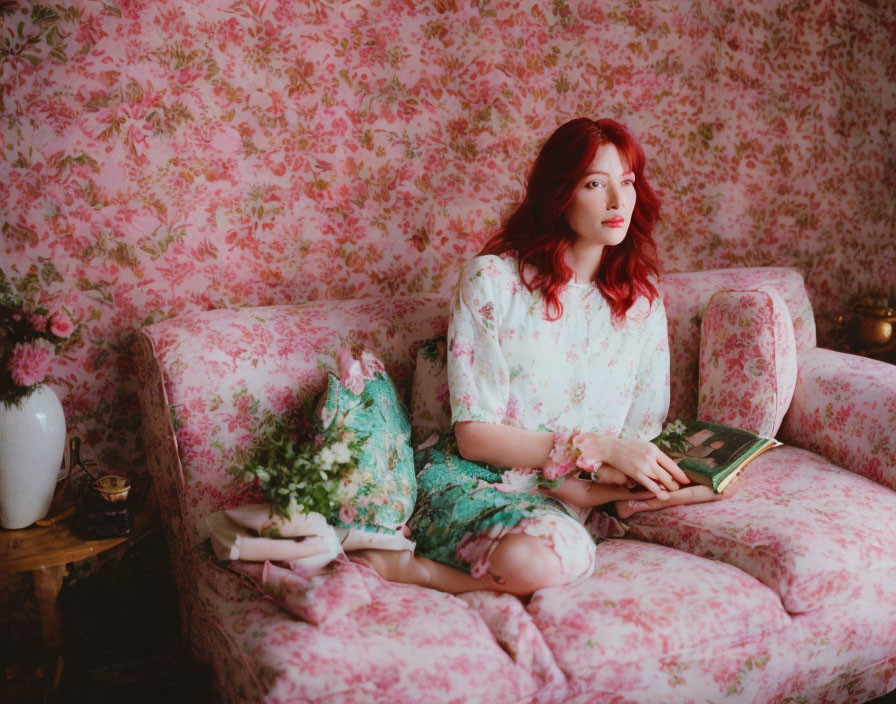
409, 254, 670, 582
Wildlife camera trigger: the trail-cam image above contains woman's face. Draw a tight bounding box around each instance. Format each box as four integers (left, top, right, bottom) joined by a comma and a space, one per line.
564, 143, 636, 247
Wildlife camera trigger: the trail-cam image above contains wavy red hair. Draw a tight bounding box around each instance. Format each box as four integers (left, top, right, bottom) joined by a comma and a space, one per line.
480, 118, 661, 319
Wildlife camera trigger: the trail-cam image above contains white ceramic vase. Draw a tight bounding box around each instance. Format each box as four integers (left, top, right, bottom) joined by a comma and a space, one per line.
0, 385, 66, 529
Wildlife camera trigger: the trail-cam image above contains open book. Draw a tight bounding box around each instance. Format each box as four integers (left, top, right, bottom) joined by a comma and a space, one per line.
651, 419, 781, 494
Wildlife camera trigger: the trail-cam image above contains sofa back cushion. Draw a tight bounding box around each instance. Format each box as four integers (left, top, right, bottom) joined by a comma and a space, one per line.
697, 289, 798, 437
661, 267, 814, 422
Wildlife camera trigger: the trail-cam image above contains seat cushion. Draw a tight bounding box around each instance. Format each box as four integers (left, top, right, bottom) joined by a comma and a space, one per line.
697, 288, 798, 437
527, 539, 791, 702
197, 557, 563, 704
624, 446, 896, 614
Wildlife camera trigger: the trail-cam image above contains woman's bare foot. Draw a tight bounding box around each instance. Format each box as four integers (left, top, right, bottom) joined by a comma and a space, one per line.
350, 549, 422, 583
615, 484, 723, 519
349, 535, 572, 595
350, 549, 488, 593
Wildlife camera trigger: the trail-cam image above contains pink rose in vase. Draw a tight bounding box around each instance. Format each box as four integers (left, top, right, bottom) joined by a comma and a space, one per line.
7, 341, 52, 387
49, 311, 74, 338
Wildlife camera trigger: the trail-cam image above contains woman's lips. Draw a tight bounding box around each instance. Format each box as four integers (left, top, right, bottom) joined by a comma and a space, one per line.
602, 217, 625, 227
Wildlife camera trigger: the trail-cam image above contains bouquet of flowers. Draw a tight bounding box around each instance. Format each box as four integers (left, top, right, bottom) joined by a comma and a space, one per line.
1, 270, 77, 407
235, 408, 367, 520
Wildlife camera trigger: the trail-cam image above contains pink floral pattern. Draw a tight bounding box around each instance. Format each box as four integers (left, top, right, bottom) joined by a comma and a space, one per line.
780, 348, 896, 492
698, 288, 798, 437
133, 268, 896, 703
662, 268, 816, 423
7, 340, 52, 386
5, 1, 892, 482
624, 445, 896, 614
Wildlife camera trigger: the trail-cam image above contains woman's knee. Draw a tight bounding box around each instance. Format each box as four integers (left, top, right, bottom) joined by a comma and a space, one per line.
486, 533, 569, 595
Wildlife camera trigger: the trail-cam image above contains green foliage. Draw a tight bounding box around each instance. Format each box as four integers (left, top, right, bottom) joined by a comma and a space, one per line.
653, 419, 691, 455
235, 409, 367, 520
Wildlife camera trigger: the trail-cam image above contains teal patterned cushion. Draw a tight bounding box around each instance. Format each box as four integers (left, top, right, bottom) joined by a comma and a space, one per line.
316, 361, 416, 534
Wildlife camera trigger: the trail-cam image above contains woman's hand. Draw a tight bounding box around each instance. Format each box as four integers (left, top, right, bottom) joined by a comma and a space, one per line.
575, 434, 690, 500
540, 476, 655, 507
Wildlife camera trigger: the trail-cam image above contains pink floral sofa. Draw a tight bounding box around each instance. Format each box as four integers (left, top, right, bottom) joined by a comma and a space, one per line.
134, 267, 896, 704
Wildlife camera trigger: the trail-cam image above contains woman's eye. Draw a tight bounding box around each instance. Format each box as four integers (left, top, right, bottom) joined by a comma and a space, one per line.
586, 181, 605, 189
623, 178, 635, 186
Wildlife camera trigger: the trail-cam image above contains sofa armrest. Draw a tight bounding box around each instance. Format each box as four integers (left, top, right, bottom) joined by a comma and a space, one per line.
779, 347, 896, 491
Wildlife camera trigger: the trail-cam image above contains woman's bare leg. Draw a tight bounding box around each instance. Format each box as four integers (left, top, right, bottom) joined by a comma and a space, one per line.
615, 484, 723, 519
351, 533, 566, 596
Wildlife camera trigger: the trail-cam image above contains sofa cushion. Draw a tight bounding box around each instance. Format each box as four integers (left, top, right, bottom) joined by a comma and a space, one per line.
316, 350, 416, 534
231, 557, 372, 625
661, 268, 815, 423
697, 289, 797, 437
409, 335, 451, 445
527, 539, 791, 702
197, 557, 565, 703
623, 445, 896, 614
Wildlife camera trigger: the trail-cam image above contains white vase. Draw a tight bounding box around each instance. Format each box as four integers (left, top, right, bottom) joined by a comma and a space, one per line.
0, 385, 67, 529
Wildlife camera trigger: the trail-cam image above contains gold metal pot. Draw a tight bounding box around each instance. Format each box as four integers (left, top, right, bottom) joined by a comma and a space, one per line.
852, 305, 896, 348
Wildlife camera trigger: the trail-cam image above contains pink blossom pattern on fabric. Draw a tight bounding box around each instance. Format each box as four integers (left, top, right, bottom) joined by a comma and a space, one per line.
138, 297, 446, 547
623, 445, 896, 614
661, 268, 815, 424
698, 288, 798, 437
780, 347, 896, 492
337, 348, 387, 395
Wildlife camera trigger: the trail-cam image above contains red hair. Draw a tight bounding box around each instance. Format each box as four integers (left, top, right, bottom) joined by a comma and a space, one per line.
480, 118, 661, 319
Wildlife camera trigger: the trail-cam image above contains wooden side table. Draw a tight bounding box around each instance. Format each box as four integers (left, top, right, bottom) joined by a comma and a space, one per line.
0, 507, 155, 695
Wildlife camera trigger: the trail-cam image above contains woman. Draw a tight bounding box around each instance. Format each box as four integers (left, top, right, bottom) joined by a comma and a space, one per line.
355, 118, 719, 595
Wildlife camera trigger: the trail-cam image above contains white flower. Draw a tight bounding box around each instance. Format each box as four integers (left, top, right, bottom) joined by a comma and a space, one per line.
316, 446, 336, 470
665, 419, 687, 436
330, 441, 352, 464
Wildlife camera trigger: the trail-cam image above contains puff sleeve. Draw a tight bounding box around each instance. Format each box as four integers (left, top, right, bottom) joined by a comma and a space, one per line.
447, 257, 511, 426
619, 297, 671, 440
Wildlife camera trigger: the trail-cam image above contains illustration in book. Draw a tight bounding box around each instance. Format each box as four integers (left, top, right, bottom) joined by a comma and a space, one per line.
651, 419, 780, 493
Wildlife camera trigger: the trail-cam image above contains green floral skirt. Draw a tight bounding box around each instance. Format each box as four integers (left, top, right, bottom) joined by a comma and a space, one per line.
408, 433, 599, 582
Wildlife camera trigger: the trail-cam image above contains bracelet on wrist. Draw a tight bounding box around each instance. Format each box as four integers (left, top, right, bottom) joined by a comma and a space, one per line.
543, 429, 603, 481
571, 434, 603, 480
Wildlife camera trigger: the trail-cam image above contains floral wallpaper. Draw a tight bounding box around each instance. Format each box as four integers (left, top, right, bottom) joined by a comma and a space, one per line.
2, 0, 895, 475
